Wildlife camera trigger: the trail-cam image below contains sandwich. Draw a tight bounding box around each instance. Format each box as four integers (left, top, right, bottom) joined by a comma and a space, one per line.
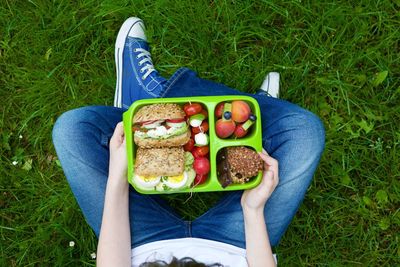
217, 146, 264, 188
133, 103, 191, 148
133, 147, 196, 191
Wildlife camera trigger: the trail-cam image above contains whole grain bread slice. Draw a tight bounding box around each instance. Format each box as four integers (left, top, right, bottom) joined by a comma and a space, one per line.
226, 147, 264, 183
133, 103, 186, 123
135, 147, 185, 177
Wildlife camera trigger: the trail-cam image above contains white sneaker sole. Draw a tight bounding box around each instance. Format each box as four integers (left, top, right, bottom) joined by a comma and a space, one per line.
114, 17, 143, 108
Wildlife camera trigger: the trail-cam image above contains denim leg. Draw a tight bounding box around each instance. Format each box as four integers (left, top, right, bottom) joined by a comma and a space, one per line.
52, 106, 188, 248
164, 69, 325, 248
191, 98, 325, 248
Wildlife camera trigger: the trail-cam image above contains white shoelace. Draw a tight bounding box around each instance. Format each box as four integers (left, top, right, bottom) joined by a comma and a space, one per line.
134, 48, 156, 80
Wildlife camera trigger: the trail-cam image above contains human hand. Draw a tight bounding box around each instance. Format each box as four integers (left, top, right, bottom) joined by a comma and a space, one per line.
241, 149, 279, 213
108, 122, 128, 182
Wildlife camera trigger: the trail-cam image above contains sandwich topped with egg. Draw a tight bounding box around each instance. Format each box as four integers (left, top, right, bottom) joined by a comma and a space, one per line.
132, 103, 196, 192
133, 103, 191, 148
134, 147, 196, 191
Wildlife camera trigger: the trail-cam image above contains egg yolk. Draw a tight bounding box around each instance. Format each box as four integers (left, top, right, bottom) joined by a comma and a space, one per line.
139, 176, 159, 182
167, 174, 185, 183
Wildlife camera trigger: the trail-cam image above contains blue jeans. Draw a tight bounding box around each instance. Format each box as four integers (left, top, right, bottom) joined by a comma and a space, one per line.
52, 68, 325, 249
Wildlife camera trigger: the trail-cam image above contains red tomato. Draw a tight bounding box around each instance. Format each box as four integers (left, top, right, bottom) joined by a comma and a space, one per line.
183, 138, 195, 151
183, 103, 203, 116
191, 121, 209, 134
132, 125, 141, 132
199, 121, 209, 132
193, 157, 210, 175
192, 146, 209, 158
166, 118, 185, 123
191, 150, 200, 158
191, 127, 199, 135
194, 173, 208, 185
215, 102, 225, 118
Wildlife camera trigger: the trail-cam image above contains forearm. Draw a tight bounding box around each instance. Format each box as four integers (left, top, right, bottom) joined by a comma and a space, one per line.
97, 177, 131, 267
243, 208, 276, 267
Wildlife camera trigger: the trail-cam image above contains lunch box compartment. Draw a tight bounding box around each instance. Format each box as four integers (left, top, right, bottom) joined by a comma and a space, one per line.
213, 99, 258, 141
215, 145, 262, 190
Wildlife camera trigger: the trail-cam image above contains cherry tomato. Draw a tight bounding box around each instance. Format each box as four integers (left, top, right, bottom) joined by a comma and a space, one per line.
191, 127, 199, 135
183, 138, 195, 151
191, 121, 209, 134
194, 173, 208, 186
166, 118, 185, 123
215, 102, 225, 118
200, 121, 209, 132
192, 146, 209, 158
200, 109, 208, 118
193, 157, 210, 175
184, 103, 203, 116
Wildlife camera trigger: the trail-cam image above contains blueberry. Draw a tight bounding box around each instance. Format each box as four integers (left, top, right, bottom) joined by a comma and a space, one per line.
249, 114, 257, 121
223, 111, 232, 120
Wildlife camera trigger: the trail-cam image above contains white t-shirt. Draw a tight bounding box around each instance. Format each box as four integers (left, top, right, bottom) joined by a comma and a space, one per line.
131, 238, 248, 267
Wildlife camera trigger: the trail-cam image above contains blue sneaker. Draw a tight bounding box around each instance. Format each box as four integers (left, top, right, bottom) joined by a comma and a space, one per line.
114, 17, 167, 108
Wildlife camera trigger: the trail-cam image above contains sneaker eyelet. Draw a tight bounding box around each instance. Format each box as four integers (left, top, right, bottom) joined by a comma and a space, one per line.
140, 70, 144, 73
134, 49, 138, 52
136, 56, 140, 59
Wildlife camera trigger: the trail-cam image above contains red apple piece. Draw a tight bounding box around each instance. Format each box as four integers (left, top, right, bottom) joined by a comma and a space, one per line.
215, 102, 225, 118
231, 100, 251, 123
215, 119, 236, 138
233, 119, 254, 138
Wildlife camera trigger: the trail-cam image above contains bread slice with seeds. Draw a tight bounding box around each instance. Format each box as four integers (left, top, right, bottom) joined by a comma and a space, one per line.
135, 147, 185, 177
133, 103, 185, 123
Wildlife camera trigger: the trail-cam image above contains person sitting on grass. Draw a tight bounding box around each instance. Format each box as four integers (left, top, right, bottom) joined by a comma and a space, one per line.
52, 17, 325, 267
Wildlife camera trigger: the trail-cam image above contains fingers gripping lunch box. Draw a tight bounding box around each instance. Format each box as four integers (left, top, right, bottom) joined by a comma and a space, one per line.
123, 96, 263, 194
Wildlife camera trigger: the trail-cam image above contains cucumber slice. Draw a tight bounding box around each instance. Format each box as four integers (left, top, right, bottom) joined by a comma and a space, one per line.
166, 121, 186, 128
142, 120, 163, 129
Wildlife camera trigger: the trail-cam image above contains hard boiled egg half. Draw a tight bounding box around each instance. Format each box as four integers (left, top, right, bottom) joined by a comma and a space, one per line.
134, 174, 161, 190
163, 171, 188, 189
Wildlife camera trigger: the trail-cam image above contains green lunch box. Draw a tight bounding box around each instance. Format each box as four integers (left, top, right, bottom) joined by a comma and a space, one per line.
123, 95, 263, 194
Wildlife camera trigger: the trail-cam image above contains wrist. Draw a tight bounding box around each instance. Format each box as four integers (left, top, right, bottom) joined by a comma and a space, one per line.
107, 176, 129, 191
108, 169, 127, 180
242, 206, 264, 218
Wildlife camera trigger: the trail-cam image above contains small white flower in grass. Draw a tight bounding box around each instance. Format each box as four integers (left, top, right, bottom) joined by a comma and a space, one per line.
19, 135, 23, 139
69, 241, 75, 247
12, 161, 18, 165
90, 252, 96, 259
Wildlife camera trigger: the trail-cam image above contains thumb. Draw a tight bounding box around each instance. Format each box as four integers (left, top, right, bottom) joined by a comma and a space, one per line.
114, 122, 124, 136
258, 170, 274, 192
121, 133, 127, 146
110, 122, 125, 146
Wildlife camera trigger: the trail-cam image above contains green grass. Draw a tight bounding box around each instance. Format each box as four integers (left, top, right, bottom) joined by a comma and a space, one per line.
1, 0, 399, 266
